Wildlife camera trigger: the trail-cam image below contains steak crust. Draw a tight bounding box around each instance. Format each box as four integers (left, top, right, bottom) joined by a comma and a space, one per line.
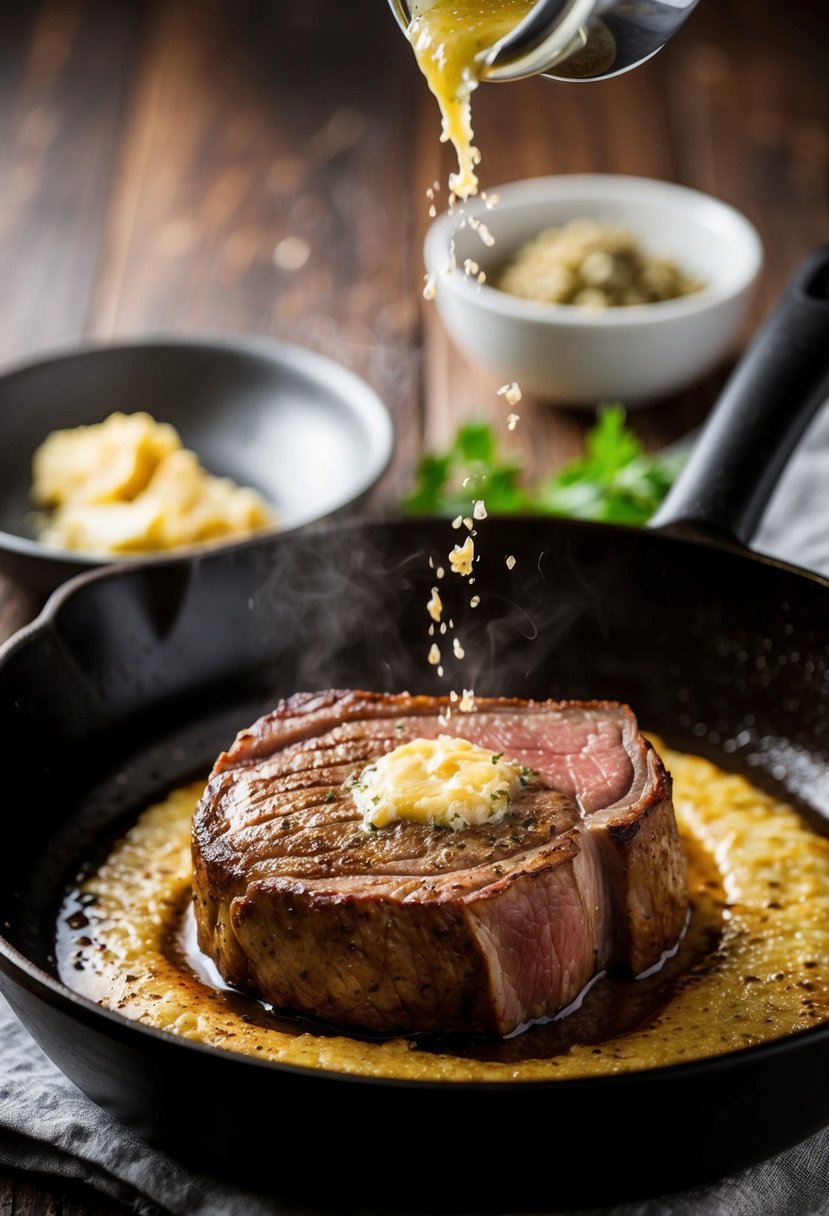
192, 691, 687, 1035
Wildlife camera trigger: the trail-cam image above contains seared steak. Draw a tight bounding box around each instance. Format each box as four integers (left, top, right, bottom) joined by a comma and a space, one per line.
192, 691, 687, 1035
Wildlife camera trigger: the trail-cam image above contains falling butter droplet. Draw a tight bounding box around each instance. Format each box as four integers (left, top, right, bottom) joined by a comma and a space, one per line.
470, 595, 481, 608
428, 643, 441, 666
449, 536, 475, 576
497, 382, 523, 407
427, 587, 443, 622
453, 637, 465, 660
507, 413, 519, 431
506, 555, 517, 570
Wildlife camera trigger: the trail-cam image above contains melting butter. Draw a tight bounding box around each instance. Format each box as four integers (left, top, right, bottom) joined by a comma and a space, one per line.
408, 0, 535, 198
352, 735, 524, 830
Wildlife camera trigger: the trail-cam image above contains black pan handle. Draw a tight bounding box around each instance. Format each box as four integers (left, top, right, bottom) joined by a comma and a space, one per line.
650, 246, 829, 546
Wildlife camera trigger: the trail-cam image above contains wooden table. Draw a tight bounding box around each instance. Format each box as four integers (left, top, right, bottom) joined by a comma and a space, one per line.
0, 0, 827, 1210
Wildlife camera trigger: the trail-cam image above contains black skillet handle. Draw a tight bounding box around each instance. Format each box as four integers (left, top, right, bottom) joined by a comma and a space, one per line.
650, 247, 829, 546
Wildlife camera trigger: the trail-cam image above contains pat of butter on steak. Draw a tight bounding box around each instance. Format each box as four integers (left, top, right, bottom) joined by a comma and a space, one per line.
192, 691, 688, 1036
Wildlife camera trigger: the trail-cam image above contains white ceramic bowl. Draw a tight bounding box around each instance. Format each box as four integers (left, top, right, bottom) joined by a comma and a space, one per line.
424, 175, 764, 407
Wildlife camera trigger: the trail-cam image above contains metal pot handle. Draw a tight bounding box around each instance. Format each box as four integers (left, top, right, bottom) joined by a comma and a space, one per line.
650, 246, 829, 547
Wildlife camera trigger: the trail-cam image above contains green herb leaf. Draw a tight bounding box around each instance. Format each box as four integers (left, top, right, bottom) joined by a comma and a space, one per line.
402, 406, 684, 526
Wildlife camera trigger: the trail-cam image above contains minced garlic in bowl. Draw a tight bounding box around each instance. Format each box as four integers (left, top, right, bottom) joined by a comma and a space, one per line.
495, 218, 703, 309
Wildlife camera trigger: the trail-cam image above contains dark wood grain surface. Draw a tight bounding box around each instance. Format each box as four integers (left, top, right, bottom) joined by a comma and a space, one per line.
0, 0, 827, 1210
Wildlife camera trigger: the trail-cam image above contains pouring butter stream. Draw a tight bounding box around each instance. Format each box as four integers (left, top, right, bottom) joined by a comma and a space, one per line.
397, 0, 701, 197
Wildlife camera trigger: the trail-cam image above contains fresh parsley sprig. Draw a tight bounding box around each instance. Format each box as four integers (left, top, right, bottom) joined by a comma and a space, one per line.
403, 406, 684, 526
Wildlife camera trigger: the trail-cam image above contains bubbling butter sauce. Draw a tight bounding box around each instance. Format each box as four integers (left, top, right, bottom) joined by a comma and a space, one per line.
408, 0, 536, 199
56, 746, 829, 1082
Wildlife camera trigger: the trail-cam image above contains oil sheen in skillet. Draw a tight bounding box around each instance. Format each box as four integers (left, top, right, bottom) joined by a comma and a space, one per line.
56, 743, 829, 1081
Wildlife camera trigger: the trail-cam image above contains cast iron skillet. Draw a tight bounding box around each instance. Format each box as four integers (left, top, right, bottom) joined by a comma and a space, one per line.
0, 251, 828, 1213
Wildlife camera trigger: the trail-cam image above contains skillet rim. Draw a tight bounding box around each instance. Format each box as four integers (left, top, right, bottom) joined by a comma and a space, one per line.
1, 511, 828, 1093
4, 510, 829, 651
3, 930, 829, 1093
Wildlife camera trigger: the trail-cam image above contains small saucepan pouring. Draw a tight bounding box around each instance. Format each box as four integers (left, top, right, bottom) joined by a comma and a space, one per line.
0, 250, 828, 1212
388, 0, 701, 83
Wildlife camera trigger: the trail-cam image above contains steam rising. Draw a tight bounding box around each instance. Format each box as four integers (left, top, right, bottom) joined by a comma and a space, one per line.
225, 519, 640, 702
162, 518, 829, 830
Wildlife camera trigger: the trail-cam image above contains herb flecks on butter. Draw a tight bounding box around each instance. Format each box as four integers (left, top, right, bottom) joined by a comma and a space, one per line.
352, 735, 524, 831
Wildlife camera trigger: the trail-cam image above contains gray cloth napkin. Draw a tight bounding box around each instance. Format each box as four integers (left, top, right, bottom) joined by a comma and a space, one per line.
2, 404, 829, 1216
754, 402, 829, 578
